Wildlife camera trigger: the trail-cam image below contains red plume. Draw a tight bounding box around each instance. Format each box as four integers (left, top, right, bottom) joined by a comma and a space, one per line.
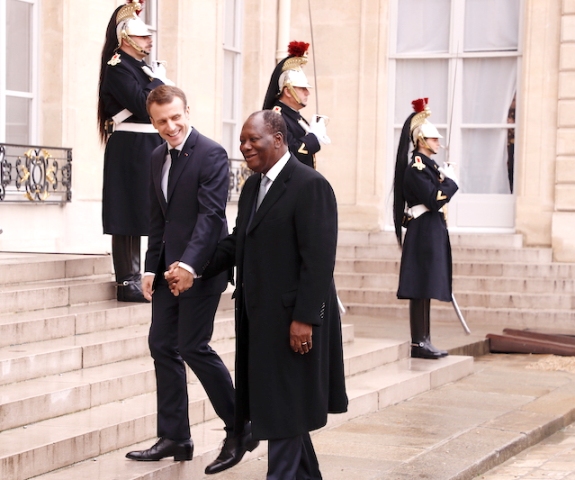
127, 0, 145, 15
287, 41, 310, 58
411, 98, 428, 113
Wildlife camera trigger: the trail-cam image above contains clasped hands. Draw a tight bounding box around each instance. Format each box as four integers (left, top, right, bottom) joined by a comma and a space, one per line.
164, 261, 194, 297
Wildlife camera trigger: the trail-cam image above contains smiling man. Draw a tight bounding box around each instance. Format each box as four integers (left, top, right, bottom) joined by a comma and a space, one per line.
123, 85, 258, 475
202, 110, 348, 479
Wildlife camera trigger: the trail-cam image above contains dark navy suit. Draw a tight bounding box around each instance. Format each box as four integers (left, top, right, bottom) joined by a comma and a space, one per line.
144, 128, 233, 440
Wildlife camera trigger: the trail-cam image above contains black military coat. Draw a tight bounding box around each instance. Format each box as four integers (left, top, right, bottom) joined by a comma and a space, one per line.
100, 52, 163, 236
272, 100, 320, 169
397, 152, 459, 302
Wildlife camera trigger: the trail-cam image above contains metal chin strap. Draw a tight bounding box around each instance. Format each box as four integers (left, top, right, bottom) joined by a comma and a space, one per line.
121, 31, 150, 56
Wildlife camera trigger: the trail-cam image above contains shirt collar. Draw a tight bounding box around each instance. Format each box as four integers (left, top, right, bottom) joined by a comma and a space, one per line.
263, 150, 291, 182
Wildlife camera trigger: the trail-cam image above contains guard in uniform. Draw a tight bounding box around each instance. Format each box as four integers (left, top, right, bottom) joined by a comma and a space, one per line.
97, 0, 173, 302
262, 41, 330, 169
393, 98, 459, 359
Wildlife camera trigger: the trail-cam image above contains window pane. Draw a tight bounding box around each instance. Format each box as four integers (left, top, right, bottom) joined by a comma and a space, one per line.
461, 129, 511, 194
394, 60, 448, 124
6, 96, 31, 144
464, 0, 520, 52
6, 0, 32, 92
462, 58, 517, 123
222, 122, 236, 158
397, 0, 450, 53
223, 50, 236, 119
224, 0, 238, 47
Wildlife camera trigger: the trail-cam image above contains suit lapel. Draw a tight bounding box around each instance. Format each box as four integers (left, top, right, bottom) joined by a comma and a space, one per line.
167, 129, 198, 203
247, 156, 297, 234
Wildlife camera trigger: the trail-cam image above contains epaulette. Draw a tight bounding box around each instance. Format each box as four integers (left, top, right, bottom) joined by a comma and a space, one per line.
107, 53, 122, 66
272, 105, 282, 114
412, 156, 426, 171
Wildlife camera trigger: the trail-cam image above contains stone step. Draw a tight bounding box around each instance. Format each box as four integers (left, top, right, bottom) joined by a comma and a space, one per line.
0, 290, 235, 349
0, 336, 411, 480
335, 271, 575, 294
0, 323, 356, 432
337, 230, 524, 248
338, 287, 573, 310
336, 258, 575, 278
0, 313, 237, 386
0, 253, 112, 286
0, 275, 116, 315
336, 244, 553, 263
0, 301, 151, 348
344, 302, 575, 330
11, 346, 473, 480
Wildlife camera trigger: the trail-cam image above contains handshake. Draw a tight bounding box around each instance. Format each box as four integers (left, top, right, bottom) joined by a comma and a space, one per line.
142, 61, 175, 86
308, 115, 331, 145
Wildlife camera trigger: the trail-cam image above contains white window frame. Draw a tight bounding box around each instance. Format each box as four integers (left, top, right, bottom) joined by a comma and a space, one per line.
0, 0, 39, 144
222, 0, 243, 160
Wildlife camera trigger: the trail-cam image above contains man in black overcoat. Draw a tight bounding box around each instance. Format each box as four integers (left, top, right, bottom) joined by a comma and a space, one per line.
201, 110, 348, 479
124, 86, 258, 475
393, 98, 459, 359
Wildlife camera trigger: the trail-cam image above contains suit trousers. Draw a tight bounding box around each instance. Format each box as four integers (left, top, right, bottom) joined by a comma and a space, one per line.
267, 432, 322, 480
149, 278, 235, 440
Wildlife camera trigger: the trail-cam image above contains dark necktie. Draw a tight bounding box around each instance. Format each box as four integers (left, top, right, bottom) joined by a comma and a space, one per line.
167, 148, 179, 193
256, 176, 270, 210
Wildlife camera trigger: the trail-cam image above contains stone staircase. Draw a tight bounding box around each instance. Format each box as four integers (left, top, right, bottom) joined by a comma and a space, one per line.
335, 230, 575, 331
0, 252, 472, 480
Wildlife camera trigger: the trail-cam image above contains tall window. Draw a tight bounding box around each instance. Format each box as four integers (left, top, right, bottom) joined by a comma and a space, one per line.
0, 0, 38, 144
222, 0, 243, 159
391, 0, 521, 195
138, 0, 158, 62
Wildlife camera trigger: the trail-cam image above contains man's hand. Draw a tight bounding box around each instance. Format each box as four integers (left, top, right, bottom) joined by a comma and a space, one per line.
164, 262, 194, 296
142, 275, 154, 302
290, 320, 313, 355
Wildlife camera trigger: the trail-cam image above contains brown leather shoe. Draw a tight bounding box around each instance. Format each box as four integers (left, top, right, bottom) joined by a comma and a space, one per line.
204, 423, 259, 474
125, 437, 193, 461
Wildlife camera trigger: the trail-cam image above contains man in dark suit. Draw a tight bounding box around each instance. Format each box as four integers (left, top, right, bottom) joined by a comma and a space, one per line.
200, 110, 348, 479
125, 85, 258, 475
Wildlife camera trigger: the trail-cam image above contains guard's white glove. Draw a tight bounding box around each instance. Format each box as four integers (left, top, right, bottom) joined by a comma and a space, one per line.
438, 163, 459, 185
142, 61, 175, 86
308, 116, 331, 145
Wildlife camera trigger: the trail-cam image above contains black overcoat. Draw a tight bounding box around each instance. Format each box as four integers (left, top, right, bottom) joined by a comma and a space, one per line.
272, 100, 320, 169
204, 156, 348, 440
100, 52, 163, 235
397, 152, 459, 302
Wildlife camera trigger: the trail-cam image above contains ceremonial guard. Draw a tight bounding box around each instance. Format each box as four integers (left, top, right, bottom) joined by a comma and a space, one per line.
393, 98, 459, 359
262, 41, 330, 169
98, 0, 172, 302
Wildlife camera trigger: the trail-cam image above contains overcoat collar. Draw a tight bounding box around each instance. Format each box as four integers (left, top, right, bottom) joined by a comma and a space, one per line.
247, 155, 297, 234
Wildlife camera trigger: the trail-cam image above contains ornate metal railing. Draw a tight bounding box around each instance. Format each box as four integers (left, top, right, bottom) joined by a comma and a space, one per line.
228, 157, 253, 202
0, 143, 72, 203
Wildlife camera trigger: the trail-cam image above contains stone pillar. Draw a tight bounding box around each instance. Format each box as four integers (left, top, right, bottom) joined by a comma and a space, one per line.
551, 0, 575, 261
515, 0, 561, 252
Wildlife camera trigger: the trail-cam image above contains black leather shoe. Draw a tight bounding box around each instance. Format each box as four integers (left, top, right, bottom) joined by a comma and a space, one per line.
125, 437, 193, 461
204, 423, 260, 474
117, 280, 149, 303
411, 341, 448, 359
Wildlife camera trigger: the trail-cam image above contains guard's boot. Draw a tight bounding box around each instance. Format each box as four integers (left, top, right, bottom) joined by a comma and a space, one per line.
112, 235, 148, 303
410, 299, 447, 359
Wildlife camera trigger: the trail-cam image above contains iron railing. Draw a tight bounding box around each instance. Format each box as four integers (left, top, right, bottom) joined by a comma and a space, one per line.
0, 143, 72, 204
228, 157, 253, 202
